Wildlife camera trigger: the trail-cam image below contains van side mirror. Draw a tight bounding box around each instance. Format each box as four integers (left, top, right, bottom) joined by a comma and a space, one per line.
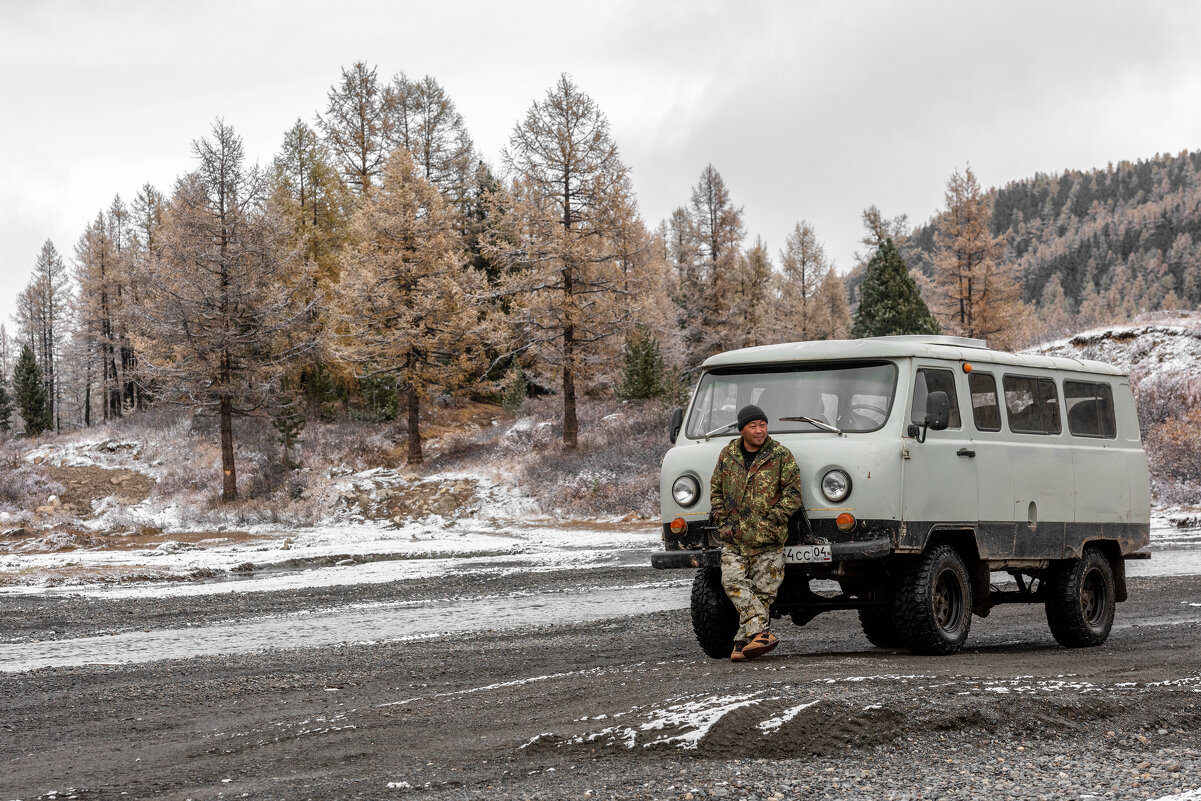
669, 408, 684, 444
926, 391, 950, 431
908, 390, 950, 443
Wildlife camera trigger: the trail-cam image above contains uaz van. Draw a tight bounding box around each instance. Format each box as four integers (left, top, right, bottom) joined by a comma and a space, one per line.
652, 335, 1150, 656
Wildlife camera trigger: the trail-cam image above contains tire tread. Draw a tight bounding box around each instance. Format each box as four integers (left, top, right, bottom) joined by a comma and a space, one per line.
690, 566, 738, 659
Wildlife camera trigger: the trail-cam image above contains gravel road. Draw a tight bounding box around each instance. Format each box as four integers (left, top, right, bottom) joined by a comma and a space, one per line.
3, 553, 1201, 801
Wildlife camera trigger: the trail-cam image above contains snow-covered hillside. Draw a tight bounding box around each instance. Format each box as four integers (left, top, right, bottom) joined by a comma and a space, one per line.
1030, 313, 1201, 382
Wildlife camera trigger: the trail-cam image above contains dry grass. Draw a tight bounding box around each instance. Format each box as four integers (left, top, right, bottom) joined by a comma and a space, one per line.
499, 397, 672, 519
0, 444, 65, 525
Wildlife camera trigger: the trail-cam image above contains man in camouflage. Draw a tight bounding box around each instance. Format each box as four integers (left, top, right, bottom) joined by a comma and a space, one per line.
709, 404, 804, 661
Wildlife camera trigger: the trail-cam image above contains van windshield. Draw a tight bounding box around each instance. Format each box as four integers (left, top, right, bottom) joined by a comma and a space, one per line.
685, 361, 898, 438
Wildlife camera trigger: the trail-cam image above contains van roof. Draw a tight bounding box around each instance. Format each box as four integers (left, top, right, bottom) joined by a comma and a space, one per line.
700, 335, 1126, 377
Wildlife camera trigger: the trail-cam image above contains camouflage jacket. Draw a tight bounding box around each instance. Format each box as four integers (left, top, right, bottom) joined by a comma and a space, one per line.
709, 436, 804, 556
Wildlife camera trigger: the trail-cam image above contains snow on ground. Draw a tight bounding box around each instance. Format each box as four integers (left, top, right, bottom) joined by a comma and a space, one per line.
23, 436, 161, 474
0, 581, 691, 671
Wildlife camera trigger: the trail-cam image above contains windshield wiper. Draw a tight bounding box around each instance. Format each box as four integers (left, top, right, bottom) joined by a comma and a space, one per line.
778, 416, 844, 435
704, 421, 737, 439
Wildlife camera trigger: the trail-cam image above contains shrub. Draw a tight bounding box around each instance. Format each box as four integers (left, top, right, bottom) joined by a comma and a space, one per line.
617, 327, 667, 400
506, 397, 672, 518
1145, 408, 1201, 505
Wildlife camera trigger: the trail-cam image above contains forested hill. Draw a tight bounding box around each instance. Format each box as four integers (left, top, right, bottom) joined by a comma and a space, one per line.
905, 149, 1201, 315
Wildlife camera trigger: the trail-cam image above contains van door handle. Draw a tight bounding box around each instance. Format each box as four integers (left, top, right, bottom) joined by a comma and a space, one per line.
957, 448, 976, 458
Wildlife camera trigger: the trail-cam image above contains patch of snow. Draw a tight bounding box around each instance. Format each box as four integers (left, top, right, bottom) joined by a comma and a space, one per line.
757, 699, 820, 733
1150, 789, 1201, 801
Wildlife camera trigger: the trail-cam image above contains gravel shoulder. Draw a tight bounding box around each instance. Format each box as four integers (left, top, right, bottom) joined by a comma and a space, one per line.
3, 563, 1201, 801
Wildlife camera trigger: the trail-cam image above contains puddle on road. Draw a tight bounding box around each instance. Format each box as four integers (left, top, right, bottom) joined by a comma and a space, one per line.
0, 582, 690, 673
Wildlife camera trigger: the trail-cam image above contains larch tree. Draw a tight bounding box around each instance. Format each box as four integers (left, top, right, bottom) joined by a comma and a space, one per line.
0, 325, 12, 434
926, 167, 1022, 348
685, 165, 745, 364
730, 238, 773, 349
124, 183, 166, 411
383, 73, 476, 219
106, 195, 140, 416
810, 267, 852, 340
0, 324, 12, 387
135, 120, 316, 502
73, 213, 119, 426
488, 74, 647, 450
271, 119, 352, 286
318, 61, 387, 195
857, 205, 910, 257
14, 240, 70, 431
777, 221, 829, 341
330, 150, 487, 464
72, 197, 134, 424
852, 239, 940, 338
666, 206, 704, 363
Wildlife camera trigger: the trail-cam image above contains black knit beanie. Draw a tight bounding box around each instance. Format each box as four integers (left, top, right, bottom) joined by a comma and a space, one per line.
737, 404, 768, 431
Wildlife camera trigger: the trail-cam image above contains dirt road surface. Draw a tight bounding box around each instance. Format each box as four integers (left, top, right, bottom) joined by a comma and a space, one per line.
3, 552, 1200, 801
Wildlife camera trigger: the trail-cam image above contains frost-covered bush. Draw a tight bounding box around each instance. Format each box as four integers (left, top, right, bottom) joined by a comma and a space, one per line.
1131, 372, 1201, 434
0, 447, 64, 520
301, 419, 405, 471
1145, 408, 1201, 506
506, 397, 671, 518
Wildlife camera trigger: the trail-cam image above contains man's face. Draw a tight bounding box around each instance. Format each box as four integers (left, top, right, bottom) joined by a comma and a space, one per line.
741, 419, 768, 449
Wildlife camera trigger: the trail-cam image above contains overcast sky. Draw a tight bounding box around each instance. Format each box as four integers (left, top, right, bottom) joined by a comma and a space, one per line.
3, 0, 1201, 336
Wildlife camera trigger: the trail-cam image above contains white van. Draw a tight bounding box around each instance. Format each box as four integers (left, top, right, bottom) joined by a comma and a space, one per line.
652, 335, 1151, 656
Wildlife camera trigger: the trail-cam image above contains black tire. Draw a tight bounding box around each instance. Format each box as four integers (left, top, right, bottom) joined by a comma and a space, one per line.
690, 566, 738, 659
1044, 546, 1116, 648
858, 607, 905, 648
895, 543, 973, 655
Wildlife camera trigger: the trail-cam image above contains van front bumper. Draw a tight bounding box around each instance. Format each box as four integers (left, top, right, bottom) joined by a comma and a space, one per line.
650, 537, 893, 569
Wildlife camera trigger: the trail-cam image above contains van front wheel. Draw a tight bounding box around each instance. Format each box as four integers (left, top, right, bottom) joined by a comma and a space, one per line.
690, 566, 738, 659
895, 544, 973, 655
1045, 547, 1115, 648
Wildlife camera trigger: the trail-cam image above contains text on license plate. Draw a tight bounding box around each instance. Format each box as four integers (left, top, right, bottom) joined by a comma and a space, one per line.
783, 544, 832, 564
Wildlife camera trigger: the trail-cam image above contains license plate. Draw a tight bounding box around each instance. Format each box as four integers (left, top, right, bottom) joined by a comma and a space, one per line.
783, 544, 832, 564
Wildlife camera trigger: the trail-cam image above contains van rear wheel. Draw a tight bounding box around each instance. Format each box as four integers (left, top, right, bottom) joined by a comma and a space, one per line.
1045, 546, 1115, 647
690, 566, 738, 659
895, 543, 973, 655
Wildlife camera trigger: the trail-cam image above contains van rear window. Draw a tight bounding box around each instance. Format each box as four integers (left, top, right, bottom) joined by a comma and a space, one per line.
1064, 381, 1117, 438
1003, 375, 1062, 435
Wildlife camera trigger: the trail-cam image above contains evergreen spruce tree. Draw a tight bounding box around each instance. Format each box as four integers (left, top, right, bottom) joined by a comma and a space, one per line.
617, 326, 666, 400
13, 344, 51, 437
852, 240, 940, 338
0, 381, 12, 433
271, 391, 307, 470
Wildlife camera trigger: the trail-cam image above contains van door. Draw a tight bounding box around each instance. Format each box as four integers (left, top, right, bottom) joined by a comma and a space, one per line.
966, 370, 1016, 558
900, 365, 979, 551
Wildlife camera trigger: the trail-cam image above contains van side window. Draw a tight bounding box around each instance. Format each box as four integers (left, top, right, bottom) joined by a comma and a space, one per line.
1064, 380, 1117, 438
911, 368, 962, 428
1003, 375, 1062, 435
968, 372, 1001, 432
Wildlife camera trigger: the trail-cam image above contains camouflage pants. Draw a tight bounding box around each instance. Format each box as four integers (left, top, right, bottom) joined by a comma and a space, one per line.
720, 549, 785, 642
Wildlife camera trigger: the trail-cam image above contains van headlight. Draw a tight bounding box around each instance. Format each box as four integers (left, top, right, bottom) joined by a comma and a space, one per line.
821, 469, 852, 503
672, 475, 700, 507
